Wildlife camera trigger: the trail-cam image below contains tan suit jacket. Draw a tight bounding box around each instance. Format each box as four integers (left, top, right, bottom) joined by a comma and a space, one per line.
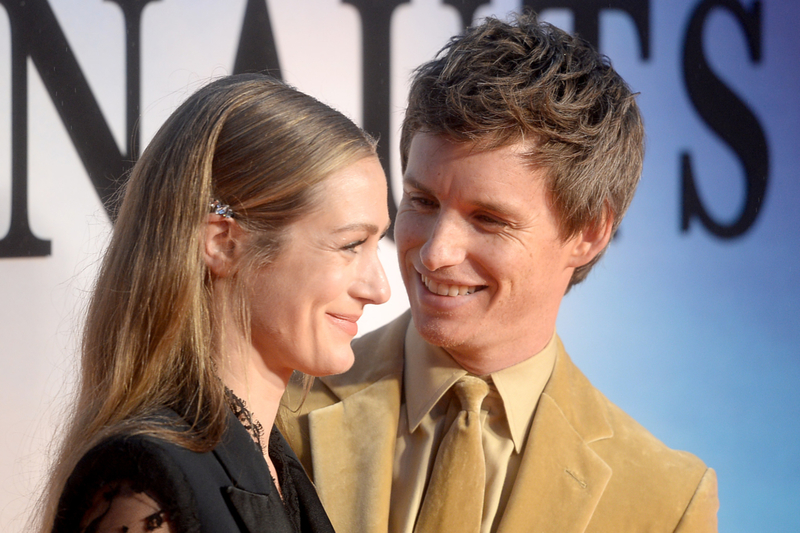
279, 312, 719, 532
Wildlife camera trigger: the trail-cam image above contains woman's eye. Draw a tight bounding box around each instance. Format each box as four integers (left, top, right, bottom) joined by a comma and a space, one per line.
342, 239, 367, 253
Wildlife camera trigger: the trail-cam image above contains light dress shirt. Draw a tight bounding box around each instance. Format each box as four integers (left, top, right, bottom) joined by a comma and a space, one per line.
389, 322, 558, 533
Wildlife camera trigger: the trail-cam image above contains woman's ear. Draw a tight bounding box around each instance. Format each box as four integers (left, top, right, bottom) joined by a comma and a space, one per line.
567, 206, 615, 268
203, 214, 240, 277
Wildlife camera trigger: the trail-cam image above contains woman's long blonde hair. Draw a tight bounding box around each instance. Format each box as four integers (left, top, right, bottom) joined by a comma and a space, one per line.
38, 74, 376, 531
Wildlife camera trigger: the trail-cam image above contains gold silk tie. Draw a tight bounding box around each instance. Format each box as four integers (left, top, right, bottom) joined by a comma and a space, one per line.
414, 375, 490, 533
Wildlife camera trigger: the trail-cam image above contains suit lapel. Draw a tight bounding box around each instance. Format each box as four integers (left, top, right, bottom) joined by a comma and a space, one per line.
308, 312, 409, 533
498, 340, 614, 533
213, 410, 275, 494
223, 485, 294, 533
308, 375, 402, 533
214, 412, 293, 533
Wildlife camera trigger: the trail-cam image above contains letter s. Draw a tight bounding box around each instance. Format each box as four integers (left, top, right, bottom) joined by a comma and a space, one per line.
681, 0, 768, 238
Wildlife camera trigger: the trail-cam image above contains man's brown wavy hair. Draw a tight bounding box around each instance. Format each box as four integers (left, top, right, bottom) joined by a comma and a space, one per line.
400, 12, 644, 289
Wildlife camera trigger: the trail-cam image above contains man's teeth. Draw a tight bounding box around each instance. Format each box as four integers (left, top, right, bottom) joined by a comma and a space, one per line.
421, 274, 479, 296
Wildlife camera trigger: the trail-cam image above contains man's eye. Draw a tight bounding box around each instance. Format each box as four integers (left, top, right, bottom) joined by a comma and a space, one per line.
475, 214, 508, 228
409, 195, 437, 208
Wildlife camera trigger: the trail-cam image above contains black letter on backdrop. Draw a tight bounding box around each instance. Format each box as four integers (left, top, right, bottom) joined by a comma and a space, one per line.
681, 0, 767, 238
0, 0, 159, 257
343, 0, 411, 236
443, 0, 489, 28
522, 0, 650, 58
106, 0, 157, 160
233, 0, 282, 77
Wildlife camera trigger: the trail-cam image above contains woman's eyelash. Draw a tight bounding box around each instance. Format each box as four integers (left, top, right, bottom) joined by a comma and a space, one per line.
342, 239, 367, 252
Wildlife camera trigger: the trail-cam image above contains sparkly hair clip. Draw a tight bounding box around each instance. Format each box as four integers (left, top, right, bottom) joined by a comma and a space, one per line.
209, 199, 235, 218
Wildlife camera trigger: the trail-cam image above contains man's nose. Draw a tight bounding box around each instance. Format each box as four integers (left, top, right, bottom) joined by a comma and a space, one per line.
419, 212, 468, 271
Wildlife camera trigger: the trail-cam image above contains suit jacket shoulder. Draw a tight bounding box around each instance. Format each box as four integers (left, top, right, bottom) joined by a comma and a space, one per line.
586, 393, 718, 532
53, 427, 206, 532
543, 339, 718, 532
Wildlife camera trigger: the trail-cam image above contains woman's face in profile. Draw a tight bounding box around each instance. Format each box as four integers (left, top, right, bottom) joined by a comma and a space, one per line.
247, 156, 391, 379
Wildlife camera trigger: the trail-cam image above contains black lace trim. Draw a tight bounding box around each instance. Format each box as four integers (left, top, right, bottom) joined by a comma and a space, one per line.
224, 388, 302, 531
224, 388, 266, 453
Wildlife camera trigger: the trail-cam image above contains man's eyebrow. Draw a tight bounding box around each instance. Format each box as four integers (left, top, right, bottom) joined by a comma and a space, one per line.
402, 177, 433, 196
471, 198, 518, 220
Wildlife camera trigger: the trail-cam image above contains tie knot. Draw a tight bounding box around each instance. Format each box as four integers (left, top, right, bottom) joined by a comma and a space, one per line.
453, 375, 490, 413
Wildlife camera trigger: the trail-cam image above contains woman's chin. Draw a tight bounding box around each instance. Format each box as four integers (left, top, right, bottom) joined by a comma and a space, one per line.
309, 347, 356, 377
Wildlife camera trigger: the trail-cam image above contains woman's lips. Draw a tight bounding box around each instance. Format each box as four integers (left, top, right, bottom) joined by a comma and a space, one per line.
327, 313, 360, 336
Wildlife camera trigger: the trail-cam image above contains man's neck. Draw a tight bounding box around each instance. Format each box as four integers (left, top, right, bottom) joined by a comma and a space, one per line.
441, 329, 556, 375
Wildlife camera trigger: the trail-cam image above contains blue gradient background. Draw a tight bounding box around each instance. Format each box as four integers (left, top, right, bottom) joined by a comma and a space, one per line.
554, 2, 800, 530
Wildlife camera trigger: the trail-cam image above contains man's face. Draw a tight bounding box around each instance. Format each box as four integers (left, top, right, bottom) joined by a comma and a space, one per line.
395, 133, 586, 374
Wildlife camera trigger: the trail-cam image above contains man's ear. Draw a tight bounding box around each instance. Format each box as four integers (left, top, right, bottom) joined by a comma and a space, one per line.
567, 207, 614, 268
203, 214, 240, 277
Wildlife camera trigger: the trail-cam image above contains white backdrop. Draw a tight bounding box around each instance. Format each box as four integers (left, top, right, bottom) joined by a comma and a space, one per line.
1, 1, 798, 531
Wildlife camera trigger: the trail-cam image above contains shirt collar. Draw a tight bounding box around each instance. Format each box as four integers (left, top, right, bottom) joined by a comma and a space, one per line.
403, 321, 557, 453
404, 323, 466, 432
491, 332, 557, 452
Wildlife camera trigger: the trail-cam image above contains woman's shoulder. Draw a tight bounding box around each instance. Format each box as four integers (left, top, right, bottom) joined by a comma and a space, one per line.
53, 416, 205, 532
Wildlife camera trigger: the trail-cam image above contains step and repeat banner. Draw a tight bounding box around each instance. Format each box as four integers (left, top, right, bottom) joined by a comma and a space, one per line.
1, 0, 797, 530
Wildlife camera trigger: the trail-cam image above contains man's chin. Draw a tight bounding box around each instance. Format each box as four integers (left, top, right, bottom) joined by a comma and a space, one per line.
410, 312, 472, 351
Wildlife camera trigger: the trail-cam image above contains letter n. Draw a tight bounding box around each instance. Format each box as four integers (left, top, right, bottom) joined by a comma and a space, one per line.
0, 0, 157, 257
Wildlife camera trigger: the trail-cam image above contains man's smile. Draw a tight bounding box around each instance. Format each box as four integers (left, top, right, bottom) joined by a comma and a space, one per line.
420, 273, 486, 297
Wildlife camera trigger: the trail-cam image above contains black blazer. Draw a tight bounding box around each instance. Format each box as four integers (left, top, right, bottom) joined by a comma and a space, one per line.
53, 410, 334, 533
